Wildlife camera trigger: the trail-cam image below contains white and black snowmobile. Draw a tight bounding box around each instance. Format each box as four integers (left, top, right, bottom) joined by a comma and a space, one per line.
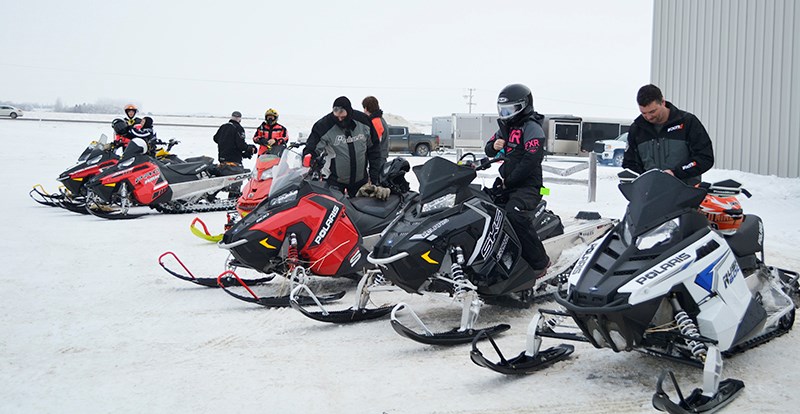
290, 154, 616, 345
470, 170, 800, 413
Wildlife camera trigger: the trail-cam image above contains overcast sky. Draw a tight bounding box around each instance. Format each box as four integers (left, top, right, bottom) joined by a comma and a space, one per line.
1, 0, 653, 121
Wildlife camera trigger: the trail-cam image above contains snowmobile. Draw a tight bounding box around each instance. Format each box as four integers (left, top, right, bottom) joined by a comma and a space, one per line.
190, 147, 283, 243
30, 135, 120, 211
161, 143, 416, 309
83, 138, 247, 219
31, 135, 189, 214
469, 170, 800, 413
290, 154, 616, 344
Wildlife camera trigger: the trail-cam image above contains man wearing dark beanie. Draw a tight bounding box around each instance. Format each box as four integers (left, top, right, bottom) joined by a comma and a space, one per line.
304, 96, 383, 196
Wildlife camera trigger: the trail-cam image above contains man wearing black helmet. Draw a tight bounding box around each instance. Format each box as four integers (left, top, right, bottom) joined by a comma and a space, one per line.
484, 84, 550, 276
304, 96, 383, 197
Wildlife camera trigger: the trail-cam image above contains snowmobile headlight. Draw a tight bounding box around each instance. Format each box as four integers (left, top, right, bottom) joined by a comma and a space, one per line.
259, 169, 273, 181
420, 193, 456, 216
635, 218, 680, 250
86, 154, 103, 166
118, 157, 135, 167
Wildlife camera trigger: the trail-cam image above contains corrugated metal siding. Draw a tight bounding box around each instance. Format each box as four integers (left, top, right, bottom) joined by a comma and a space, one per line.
652, 0, 799, 178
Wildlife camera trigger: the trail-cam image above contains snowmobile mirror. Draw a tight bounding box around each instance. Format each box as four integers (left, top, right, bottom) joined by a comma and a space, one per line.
303, 154, 312, 168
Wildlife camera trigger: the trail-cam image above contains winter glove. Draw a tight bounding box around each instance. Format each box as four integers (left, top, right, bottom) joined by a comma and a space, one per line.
373, 186, 390, 201
356, 183, 376, 198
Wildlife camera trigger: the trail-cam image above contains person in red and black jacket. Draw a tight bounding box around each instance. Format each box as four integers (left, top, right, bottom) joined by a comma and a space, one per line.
623, 84, 714, 186
362, 96, 388, 166
253, 108, 288, 156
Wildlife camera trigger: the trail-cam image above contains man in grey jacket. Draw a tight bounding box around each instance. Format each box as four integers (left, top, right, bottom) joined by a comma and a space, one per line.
304, 96, 383, 196
623, 84, 714, 185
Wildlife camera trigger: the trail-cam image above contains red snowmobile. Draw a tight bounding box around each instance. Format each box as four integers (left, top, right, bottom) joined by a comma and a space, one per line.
84, 138, 247, 219
160, 143, 415, 310
190, 147, 283, 242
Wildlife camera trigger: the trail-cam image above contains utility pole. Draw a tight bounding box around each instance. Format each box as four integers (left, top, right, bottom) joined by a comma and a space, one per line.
464, 88, 476, 113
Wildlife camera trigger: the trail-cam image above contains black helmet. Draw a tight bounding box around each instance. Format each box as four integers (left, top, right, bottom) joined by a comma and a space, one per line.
112, 118, 129, 135
497, 84, 534, 124
379, 158, 410, 194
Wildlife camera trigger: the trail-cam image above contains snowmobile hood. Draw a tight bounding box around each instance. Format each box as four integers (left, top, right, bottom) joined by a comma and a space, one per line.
414, 157, 476, 203
619, 170, 706, 238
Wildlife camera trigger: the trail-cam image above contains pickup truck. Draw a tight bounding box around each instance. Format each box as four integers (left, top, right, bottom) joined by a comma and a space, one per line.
386, 125, 440, 156
593, 132, 628, 167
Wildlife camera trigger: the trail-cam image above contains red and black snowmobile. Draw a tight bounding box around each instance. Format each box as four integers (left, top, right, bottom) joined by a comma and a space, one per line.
160, 143, 415, 310
84, 138, 247, 219
190, 146, 283, 242
289, 154, 617, 343
30, 135, 120, 212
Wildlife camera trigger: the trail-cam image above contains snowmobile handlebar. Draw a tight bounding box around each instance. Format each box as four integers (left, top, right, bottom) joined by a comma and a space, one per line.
457, 152, 503, 171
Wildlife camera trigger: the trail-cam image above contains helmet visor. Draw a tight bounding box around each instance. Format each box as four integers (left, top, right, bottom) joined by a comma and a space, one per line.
497, 102, 525, 120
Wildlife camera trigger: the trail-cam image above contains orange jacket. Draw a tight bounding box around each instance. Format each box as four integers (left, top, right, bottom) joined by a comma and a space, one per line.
253, 122, 288, 155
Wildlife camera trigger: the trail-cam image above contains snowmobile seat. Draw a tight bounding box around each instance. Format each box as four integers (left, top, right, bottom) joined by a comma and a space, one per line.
163, 161, 213, 176
725, 214, 763, 260
349, 194, 401, 219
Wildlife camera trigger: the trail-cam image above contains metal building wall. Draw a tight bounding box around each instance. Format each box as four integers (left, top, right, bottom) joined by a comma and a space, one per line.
652, 0, 799, 178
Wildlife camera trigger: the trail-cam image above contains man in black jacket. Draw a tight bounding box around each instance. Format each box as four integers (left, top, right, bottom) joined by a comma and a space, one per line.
213, 111, 256, 198
623, 84, 714, 185
304, 97, 382, 196
484, 84, 550, 275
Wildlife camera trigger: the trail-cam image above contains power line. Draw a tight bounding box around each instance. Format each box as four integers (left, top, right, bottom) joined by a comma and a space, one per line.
463, 88, 476, 113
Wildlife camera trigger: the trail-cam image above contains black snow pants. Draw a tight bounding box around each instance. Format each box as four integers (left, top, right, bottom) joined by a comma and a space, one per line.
505, 186, 550, 271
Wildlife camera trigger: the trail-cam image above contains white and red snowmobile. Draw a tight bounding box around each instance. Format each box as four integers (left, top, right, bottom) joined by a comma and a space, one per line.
289, 154, 616, 344
470, 170, 800, 413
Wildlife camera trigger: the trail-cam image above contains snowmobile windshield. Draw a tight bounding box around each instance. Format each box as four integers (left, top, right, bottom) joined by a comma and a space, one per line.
414, 156, 477, 203
268, 146, 308, 199
619, 170, 707, 238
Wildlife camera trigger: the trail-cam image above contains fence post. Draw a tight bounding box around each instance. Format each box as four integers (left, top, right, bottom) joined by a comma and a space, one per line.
456, 148, 463, 161
588, 152, 597, 202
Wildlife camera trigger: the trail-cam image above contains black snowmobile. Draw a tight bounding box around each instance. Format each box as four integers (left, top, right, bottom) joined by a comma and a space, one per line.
470, 170, 800, 413
290, 154, 616, 344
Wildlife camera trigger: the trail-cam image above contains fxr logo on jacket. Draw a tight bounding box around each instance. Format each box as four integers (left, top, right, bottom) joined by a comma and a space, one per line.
667, 123, 684, 133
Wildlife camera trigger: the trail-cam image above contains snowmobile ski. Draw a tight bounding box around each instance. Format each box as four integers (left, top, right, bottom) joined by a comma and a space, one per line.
288, 270, 396, 323
29, 184, 66, 207
189, 217, 224, 242
652, 370, 744, 414
158, 251, 274, 287
389, 301, 510, 346
218, 269, 346, 308
469, 311, 578, 374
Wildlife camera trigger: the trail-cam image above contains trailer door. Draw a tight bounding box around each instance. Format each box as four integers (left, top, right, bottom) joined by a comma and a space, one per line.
552, 121, 581, 154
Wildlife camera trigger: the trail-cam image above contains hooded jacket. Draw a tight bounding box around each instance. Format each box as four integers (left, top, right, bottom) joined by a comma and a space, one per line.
304, 97, 382, 186
214, 119, 253, 164
622, 101, 714, 185
485, 112, 546, 191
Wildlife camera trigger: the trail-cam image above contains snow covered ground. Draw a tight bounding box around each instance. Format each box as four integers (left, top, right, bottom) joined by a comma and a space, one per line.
2, 118, 799, 413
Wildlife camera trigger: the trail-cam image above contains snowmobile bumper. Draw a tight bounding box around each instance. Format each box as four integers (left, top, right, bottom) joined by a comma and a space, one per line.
190, 217, 224, 242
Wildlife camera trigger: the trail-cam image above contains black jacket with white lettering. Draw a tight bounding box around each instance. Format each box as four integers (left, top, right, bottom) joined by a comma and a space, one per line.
622, 101, 714, 185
